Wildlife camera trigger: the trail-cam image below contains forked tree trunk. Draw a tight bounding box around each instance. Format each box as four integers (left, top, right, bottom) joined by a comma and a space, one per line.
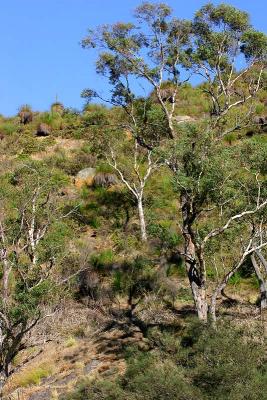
185, 252, 208, 323
137, 197, 147, 242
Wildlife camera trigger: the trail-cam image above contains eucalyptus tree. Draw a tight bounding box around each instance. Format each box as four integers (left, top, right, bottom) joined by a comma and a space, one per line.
82, 2, 267, 321
81, 2, 191, 241
106, 136, 158, 242
0, 165, 69, 395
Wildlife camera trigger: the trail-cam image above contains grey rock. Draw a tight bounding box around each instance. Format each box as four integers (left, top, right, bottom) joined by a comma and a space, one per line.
28, 389, 51, 400
84, 359, 100, 374
76, 167, 96, 180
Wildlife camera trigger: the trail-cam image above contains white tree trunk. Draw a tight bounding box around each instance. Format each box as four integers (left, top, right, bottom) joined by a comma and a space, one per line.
190, 281, 208, 322
137, 197, 147, 242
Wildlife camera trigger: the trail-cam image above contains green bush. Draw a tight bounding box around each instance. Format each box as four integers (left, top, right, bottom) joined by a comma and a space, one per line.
0, 121, 18, 135
148, 222, 181, 249
64, 323, 267, 400
181, 323, 267, 400
91, 249, 115, 269
64, 379, 126, 400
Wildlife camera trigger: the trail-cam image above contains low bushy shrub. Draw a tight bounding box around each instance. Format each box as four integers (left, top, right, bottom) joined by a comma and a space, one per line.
63, 323, 267, 400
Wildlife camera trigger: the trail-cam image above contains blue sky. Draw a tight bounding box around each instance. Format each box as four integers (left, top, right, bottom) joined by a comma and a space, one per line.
0, 0, 266, 116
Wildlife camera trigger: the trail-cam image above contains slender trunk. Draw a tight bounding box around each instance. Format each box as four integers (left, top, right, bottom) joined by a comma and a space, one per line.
255, 250, 267, 274
137, 197, 147, 242
210, 248, 258, 323
210, 287, 220, 324
210, 267, 238, 323
251, 254, 267, 310
181, 193, 208, 322
1, 249, 10, 306
156, 90, 174, 139
167, 117, 174, 139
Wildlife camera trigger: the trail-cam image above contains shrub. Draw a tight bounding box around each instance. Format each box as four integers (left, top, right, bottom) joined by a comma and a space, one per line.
91, 249, 115, 270
148, 222, 181, 249
51, 102, 64, 116
64, 322, 267, 400
123, 352, 199, 400
65, 337, 77, 348
92, 172, 118, 188
64, 379, 126, 400
177, 322, 267, 400
0, 121, 17, 135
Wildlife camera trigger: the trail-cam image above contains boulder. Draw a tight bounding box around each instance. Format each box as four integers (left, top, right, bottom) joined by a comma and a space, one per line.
75, 167, 96, 188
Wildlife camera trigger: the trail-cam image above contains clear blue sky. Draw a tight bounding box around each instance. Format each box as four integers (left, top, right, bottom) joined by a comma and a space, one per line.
0, 0, 266, 116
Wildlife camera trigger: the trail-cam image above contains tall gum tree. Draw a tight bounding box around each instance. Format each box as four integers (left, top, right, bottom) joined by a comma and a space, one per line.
82, 2, 267, 322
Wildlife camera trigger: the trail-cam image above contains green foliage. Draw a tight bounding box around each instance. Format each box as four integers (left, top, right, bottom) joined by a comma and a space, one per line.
228, 271, 241, 285
65, 323, 267, 400
255, 103, 265, 114
64, 378, 126, 400
176, 287, 192, 301
0, 164, 70, 379
112, 256, 155, 301
0, 3, 266, 394
148, 222, 181, 249
50, 148, 95, 176
91, 249, 115, 270
65, 336, 77, 348
181, 323, 267, 400
83, 108, 108, 127
0, 121, 17, 135
123, 353, 198, 400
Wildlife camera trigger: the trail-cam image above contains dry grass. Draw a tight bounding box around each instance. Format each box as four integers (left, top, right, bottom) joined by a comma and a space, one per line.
4, 282, 263, 399
31, 137, 85, 161
10, 363, 53, 389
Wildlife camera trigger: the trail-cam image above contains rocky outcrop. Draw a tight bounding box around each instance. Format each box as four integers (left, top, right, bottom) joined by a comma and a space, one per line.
75, 167, 96, 188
